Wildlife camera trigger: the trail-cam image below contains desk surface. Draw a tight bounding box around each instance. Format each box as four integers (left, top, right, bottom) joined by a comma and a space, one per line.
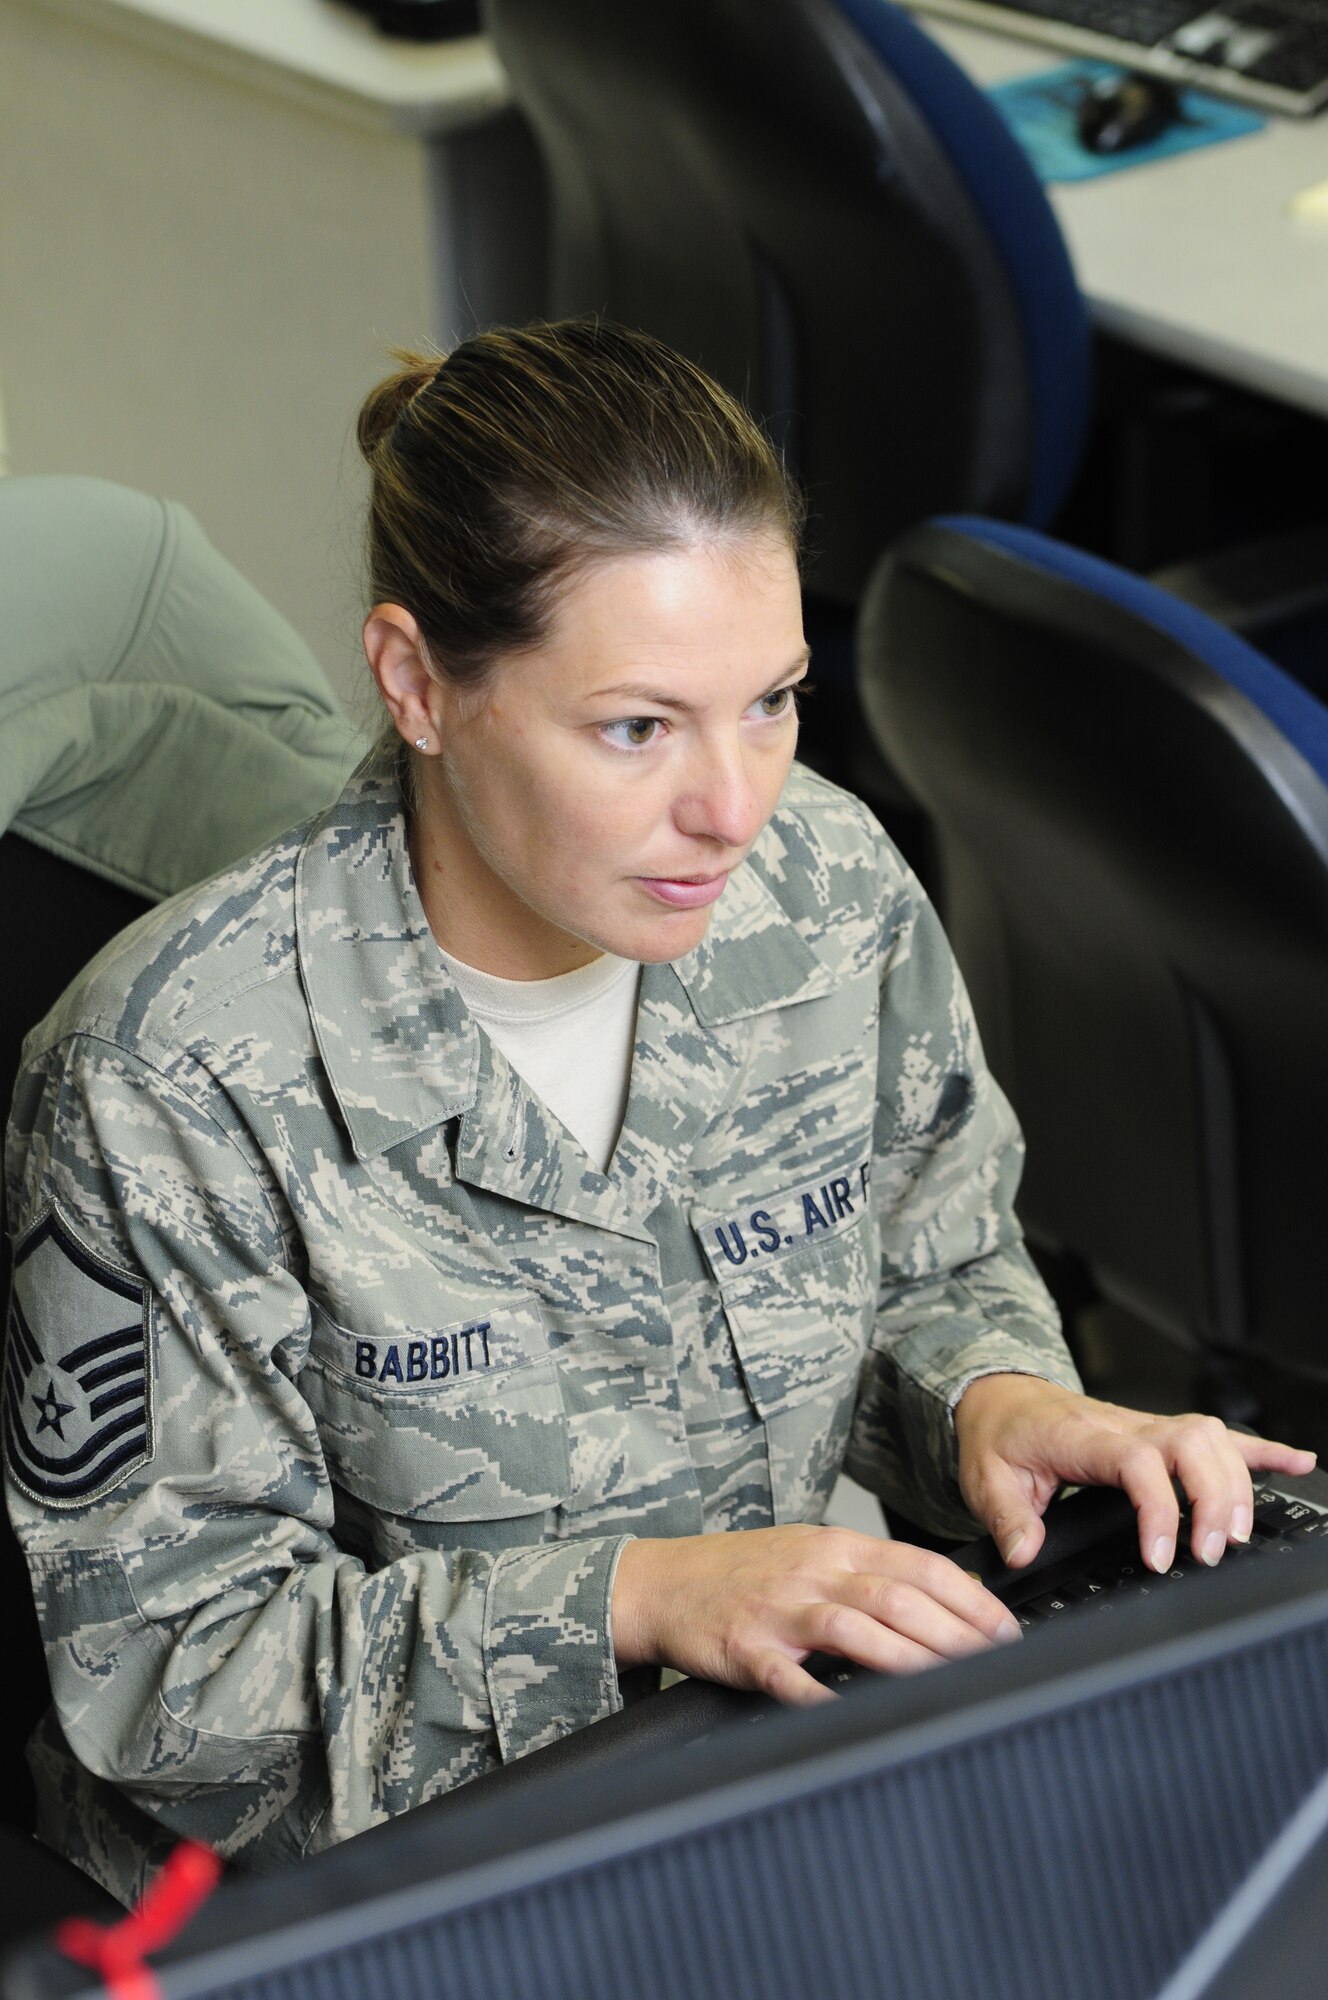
925, 16, 1328, 418
37, 0, 507, 133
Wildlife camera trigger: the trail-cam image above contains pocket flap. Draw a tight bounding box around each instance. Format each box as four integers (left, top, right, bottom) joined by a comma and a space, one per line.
690, 1167, 872, 1424
302, 1299, 571, 1522
717, 1230, 870, 1421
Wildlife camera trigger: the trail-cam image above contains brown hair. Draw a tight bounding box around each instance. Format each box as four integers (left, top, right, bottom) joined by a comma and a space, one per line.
357, 319, 804, 688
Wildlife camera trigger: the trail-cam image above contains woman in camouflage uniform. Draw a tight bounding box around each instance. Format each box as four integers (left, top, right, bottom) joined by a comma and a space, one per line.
4, 322, 1311, 1903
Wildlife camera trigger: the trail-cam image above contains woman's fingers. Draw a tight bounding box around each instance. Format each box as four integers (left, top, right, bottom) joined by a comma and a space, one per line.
866, 1543, 1023, 1642
1090, 1415, 1317, 1569
830, 1570, 1019, 1667
956, 1377, 1322, 1589
1162, 1425, 1316, 1563
1166, 1416, 1250, 1564
1047, 1421, 1230, 1573
611, 1526, 1025, 1698
1231, 1434, 1318, 1478
741, 1540, 1019, 1683
746, 1650, 840, 1707
801, 1598, 950, 1675
958, 1449, 1048, 1570
748, 1559, 1021, 1694
771, 1546, 1020, 1680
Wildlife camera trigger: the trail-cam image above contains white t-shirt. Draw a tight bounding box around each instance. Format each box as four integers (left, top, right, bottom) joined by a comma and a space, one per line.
438, 947, 642, 1173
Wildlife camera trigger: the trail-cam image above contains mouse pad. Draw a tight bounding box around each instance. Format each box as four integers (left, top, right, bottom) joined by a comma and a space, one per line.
987, 59, 1264, 183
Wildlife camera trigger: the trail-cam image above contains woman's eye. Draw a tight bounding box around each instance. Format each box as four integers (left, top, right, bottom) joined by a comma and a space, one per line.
752, 686, 797, 721
601, 717, 662, 749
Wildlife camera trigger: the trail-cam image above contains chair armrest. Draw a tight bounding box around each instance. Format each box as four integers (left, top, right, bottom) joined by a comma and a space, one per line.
1152, 523, 1328, 650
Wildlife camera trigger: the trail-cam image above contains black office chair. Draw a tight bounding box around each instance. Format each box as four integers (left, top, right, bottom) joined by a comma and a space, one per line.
858, 516, 1328, 1445
484, 0, 1089, 606
0, 841, 154, 1929
0, 845, 155, 1849
483, 0, 1091, 801
0, 476, 364, 1928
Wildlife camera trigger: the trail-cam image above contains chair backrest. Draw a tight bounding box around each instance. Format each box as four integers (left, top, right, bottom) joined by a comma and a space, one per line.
1, 476, 365, 1838
858, 517, 1328, 1437
0, 838, 154, 1836
484, 0, 1091, 606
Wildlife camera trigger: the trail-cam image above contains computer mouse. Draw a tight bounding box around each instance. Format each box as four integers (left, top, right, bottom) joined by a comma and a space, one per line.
1075, 73, 1182, 155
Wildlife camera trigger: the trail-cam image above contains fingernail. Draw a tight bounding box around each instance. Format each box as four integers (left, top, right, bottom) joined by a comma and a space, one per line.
997, 1619, 1023, 1645
1001, 1532, 1026, 1565
1151, 1536, 1175, 1573
1231, 1506, 1253, 1544
1202, 1531, 1225, 1567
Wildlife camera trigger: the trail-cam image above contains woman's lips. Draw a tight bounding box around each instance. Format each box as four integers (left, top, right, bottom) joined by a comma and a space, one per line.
637, 872, 729, 910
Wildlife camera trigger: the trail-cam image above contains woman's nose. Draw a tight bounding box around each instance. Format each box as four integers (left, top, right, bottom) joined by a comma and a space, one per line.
673, 738, 766, 851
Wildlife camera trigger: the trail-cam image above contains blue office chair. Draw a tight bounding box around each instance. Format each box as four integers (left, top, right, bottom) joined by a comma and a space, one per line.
483, 0, 1092, 612
858, 516, 1328, 1442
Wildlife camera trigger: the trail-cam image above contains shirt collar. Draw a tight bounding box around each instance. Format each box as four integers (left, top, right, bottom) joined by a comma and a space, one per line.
296, 763, 834, 1160
295, 759, 481, 1161
668, 808, 836, 1026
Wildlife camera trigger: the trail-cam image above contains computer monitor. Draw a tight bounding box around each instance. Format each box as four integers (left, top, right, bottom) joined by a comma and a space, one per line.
1156, 1762, 1328, 2000
7, 1503, 1328, 2000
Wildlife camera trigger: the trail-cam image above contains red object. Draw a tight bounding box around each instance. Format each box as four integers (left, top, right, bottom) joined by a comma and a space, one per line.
55, 1841, 222, 1999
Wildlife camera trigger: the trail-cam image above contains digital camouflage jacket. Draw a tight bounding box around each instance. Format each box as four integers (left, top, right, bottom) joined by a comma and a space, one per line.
3, 760, 1080, 1903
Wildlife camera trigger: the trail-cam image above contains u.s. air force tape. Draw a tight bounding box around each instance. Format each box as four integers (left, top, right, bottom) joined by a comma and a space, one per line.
694, 1158, 871, 1282
4, 1205, 153, 1509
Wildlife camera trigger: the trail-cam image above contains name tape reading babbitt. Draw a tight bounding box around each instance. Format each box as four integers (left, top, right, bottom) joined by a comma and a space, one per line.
700, 1158, 871, 1279
348, 1321, 494, 1389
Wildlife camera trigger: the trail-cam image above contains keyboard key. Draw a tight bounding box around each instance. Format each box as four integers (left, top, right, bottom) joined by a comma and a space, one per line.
1051, 1578, 1100, 1605
1254, 1495, 1323, 1537
1024, 1591, 1077, 1618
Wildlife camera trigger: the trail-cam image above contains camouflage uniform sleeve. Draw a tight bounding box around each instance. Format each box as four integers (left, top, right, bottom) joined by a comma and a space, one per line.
842, 853, 1083, 1540
4, 1033, 629, 1875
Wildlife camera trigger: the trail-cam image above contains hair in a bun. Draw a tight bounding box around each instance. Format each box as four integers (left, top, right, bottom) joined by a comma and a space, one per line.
359, 319, 803, 691
355, 348, 443, 459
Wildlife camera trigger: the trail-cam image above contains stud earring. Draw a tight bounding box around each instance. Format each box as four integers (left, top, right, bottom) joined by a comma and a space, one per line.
414, 736, 429, 751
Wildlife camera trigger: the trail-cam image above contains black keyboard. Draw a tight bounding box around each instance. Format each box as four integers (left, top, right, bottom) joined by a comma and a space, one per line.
909, 0, 1328, 114
396, 1469, 1328, 1819
1003, 1479, 1328, 1632
797, 1471, 1328, 1696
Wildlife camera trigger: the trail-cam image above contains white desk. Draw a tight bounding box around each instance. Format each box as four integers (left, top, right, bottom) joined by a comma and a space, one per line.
61, 0, 509, 134
0, 0, 541, 702
924, 15, 1328, 420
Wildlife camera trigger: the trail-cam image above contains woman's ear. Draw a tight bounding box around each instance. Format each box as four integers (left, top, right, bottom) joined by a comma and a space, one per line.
363, 603, 442, 748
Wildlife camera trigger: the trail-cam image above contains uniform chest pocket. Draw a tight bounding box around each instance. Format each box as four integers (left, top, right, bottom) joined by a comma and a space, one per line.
300, 1298, 571, 1523
695, 1171, 875, 1423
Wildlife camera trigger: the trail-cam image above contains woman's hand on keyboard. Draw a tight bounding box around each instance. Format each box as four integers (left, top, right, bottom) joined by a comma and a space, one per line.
612, 1524, 1023, 1702
953, 1376, 1317, 1574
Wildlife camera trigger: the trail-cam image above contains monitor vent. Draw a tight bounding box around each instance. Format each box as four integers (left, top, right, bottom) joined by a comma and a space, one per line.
171, 1623, 1328, 2000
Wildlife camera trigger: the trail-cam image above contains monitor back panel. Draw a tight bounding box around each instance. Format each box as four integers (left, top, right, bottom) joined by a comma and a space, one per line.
12, 1536, 1328, 2000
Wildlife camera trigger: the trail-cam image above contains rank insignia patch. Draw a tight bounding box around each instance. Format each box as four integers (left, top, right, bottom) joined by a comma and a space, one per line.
4, 1206, 152, 1508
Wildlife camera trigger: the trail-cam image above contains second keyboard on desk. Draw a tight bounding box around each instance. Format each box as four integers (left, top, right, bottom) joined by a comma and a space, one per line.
910, 0, 1328, 114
